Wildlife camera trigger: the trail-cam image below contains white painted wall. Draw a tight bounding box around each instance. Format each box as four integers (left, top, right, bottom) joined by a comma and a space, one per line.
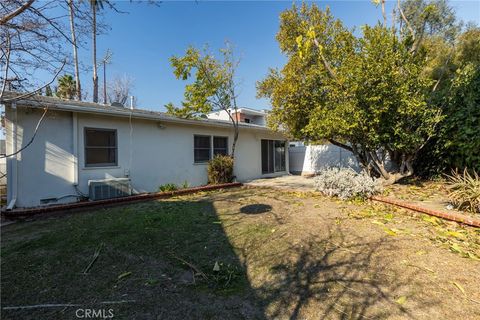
6, 107, 76, 207
289, 144, 360, 175
207, 110, 231, 121
207, 109, 267, 126
5, 106, 287, 208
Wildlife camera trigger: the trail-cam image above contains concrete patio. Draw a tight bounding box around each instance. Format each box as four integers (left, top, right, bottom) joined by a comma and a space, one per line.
244, 174, 315, 191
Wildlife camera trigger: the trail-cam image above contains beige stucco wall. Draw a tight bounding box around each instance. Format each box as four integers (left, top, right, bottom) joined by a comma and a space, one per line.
5, 105, 287, 208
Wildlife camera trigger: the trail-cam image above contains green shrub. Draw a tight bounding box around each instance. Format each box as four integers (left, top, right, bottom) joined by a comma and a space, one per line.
446, 169, 480, 213
158, 183, 178, 192
208, 155, 234, 184
415, 64, 480, 177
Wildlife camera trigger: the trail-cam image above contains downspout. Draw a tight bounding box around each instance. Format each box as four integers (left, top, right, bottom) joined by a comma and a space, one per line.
6, 102, 17, 210
72, 112, 78, 187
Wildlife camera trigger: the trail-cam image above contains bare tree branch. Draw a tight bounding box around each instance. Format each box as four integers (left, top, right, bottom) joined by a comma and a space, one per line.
0, 0, 35, 25
327, 139, 353, 153
0, 104, 48, 159
0, 33, 12, 100
107, 74, 133, 106
312, 38, 339, 81
27, 4, 75, 46
397, 0, 415, 40
2, 59, 66, 102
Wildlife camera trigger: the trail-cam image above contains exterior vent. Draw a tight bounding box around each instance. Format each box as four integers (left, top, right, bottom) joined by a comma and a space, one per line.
88, 178, 132, 201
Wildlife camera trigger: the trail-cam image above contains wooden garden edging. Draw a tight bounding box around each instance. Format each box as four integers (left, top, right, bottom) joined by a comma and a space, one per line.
2, 182, 243, 219
371, 195, 480, 228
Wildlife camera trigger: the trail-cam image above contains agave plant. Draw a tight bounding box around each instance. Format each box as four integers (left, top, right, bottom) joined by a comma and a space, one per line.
446, 169, 480, 213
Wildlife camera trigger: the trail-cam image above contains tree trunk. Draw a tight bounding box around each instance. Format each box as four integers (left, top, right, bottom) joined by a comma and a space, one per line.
228, 108, 239, 160
328, 139, 414, 185
231, 124, 239, 159
381, 0, 387, 27
372, 152, 414, 185
68, 0, 81, 101
92, 3, 98, 103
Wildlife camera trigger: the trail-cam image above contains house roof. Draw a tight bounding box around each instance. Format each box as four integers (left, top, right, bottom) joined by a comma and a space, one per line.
1, 92, 277, 133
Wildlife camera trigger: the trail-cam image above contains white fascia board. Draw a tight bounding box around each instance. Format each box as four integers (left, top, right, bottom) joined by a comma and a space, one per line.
13, 99, 279, 134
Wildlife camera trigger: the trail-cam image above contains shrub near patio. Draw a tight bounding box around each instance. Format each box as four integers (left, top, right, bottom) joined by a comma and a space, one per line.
314, 167, 383, 200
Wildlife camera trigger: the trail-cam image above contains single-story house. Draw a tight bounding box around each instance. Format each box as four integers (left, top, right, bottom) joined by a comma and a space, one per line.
1, 92, 288, 209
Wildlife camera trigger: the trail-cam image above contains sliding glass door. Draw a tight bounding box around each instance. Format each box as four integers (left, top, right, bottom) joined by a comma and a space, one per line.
274, 140, 286, 172
262, 140, 286, 174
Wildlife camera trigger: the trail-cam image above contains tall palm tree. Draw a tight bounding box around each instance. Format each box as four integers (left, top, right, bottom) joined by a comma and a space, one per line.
68, 0, 81, 100
57, 74, 77, 99
90, 0, 104, 103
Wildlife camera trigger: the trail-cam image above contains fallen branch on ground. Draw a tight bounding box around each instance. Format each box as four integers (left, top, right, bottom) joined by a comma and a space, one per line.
3, 300, 136, 310
170, 253, 208, 280
83, 243, 104, 274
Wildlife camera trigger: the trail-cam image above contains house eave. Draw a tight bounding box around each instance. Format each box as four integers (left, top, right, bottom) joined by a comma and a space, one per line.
3, 95, 280, 135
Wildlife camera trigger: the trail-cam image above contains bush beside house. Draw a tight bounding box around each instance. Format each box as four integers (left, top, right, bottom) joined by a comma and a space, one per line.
208, 155, 234, 184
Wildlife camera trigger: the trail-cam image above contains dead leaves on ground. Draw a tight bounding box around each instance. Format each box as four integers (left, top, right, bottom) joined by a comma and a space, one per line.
344, 203, 480, 262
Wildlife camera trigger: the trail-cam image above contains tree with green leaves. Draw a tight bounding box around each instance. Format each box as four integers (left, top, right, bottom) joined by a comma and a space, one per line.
45, 85, 53, 97
415, 26, 480, 175
442, 63, 480, 171
166, 44, 241, 158
257, 3, 441, 184
56, 74, 77, 99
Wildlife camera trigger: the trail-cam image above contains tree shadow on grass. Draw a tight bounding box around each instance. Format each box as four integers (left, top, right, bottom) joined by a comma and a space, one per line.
236, 224, 438, 319
190, 188, 440, 319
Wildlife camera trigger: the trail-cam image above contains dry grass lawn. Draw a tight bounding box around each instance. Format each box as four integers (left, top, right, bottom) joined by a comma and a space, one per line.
1, 186, 479, 319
